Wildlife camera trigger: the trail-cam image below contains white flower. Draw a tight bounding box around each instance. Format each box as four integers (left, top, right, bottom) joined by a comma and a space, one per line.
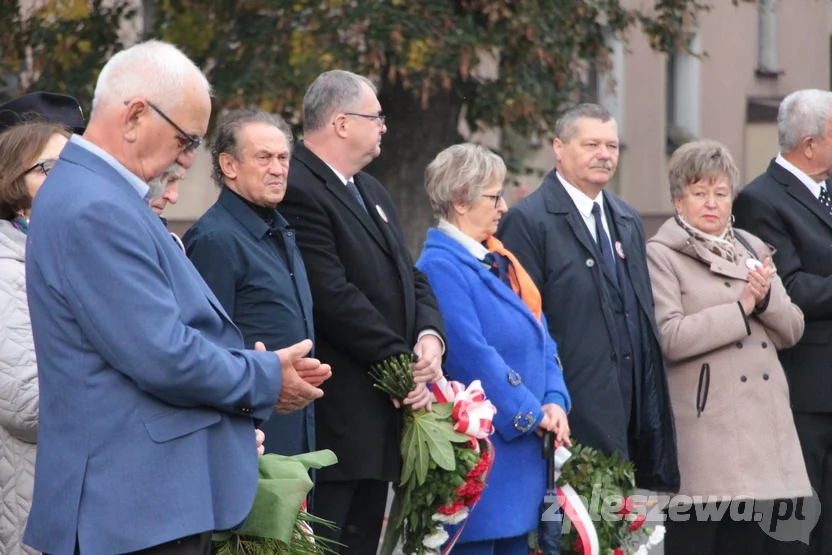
634, 546, 648, 555
432, 507, 469, 525
648, 525, 665, 547
422, 527, 450, 549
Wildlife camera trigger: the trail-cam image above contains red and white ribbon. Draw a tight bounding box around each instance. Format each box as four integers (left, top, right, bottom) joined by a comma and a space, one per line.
431, 378, 497, 439
554, 446, 600, 555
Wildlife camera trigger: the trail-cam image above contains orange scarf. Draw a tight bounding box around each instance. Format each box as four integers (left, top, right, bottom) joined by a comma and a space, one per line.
484, 235, 543, 323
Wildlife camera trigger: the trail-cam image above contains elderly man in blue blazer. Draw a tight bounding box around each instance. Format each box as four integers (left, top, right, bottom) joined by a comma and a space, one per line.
416, 143, 571, 555
22, 41, 329, 555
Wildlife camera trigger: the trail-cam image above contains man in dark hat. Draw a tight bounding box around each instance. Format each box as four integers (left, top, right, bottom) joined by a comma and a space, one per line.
0, 91, 86, 133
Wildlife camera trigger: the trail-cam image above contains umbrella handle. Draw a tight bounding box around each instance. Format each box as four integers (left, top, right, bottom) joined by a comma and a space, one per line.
542, 431, 556, 490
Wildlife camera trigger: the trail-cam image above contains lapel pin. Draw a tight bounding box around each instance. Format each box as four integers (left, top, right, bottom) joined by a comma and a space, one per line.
746, 258, 763, 271
615, 240, 625, 259
376, 204, 388, 223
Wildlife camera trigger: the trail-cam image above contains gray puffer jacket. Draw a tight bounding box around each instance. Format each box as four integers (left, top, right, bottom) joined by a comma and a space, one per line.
0, 219, 39, 555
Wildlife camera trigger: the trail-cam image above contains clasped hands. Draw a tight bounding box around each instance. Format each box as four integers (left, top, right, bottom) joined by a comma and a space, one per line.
392, 334, 444, 412
255, 339, 332, 415
740, 256, 776, 315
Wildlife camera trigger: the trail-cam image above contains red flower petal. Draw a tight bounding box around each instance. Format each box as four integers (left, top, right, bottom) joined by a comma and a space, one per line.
629, 513, 647, 532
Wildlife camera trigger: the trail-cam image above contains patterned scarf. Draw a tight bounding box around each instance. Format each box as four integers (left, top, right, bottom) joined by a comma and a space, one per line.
10, 215, 29, 235
675, 213, 736, 263
484, 235, 543, 323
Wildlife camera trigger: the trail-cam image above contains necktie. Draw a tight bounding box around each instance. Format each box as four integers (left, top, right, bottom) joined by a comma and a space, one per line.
345, 179, 368, 213
820, 186, 832, 213
483, 251, 511, 287
591, 202, 617, 278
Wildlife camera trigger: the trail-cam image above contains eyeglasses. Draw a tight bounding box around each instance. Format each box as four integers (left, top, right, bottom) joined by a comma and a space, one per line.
482, 191, 505, 207
147, 102, 202, 153
124, 100, 202, 154
24, 159, 57, 176
344, 112, 386, 126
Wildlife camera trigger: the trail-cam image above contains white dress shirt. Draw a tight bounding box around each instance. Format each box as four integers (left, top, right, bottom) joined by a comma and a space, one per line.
558, 171, 614, 252
775, 153, 824, 198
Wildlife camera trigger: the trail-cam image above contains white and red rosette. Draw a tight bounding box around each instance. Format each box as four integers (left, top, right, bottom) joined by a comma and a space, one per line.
431, 378, 497, 444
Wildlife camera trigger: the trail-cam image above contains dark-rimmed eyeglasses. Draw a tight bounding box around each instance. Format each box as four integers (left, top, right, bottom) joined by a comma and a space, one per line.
124, 100, 202, 154
344, 112, 386, 126
24, 159, 57, 176
482, 191, 505, 208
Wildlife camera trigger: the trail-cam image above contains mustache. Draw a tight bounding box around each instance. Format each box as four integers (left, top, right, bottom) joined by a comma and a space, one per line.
589, 160, 614, 170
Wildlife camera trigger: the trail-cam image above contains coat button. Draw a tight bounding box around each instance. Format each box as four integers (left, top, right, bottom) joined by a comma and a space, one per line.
763, 373, 770, 380
287, 231, 294, 237
736, 342, 743, 349
724, 282, 731, 287
586, 258, 595, 268
762, 341, 768, 348
610, 352, 617, 362
741, 375, 748, 382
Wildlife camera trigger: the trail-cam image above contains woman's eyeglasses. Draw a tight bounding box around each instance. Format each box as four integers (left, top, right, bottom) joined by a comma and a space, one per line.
24, 159, 57, 176
482, 191, 505, 207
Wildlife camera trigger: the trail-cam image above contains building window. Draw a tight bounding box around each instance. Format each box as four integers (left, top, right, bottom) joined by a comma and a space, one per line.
666, 33, 702, 153
756, 0, 780, 78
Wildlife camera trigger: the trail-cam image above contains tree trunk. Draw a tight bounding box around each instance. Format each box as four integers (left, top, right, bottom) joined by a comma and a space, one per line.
368, 79, 464, 257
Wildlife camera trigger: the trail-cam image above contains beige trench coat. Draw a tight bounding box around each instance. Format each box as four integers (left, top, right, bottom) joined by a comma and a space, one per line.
646, 217, 810, 500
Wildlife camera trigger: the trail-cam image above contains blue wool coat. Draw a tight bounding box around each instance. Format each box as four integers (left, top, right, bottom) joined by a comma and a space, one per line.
416, 228, 571, 543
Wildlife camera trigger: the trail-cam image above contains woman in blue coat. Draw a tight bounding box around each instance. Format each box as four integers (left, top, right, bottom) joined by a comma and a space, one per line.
416, 143, 571, 555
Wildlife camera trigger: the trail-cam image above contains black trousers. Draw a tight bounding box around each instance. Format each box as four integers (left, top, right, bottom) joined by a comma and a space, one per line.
664, 503, 768, 555
313, 479, 389, 555
59, 531, 213, 555
767, 412, 832, 555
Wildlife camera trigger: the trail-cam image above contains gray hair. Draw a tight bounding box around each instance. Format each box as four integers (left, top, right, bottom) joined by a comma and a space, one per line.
210, 108, 294, 188
555, 103, 614, 143
668, 140, 740, 199
92, 40, 211, 113
424, 143, 507, 220
302, 70, 377, 133
777, 89, 832, 152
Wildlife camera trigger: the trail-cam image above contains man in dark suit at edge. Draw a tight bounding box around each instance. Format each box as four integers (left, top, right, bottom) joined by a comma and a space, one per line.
279, 70, 446, 555
734, 89, 832, 555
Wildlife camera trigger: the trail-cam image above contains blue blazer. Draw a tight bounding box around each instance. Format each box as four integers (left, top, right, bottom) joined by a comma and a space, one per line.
23, 141, 282, 555
416, 228, 570, 543
185, 187, 316, 457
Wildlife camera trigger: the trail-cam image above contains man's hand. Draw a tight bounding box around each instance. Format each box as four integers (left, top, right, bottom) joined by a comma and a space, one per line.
294, 356, 332, 387
402, 382, 432, 411
412, 334, 443, 384
255, 340, 326, 414
255, 428, 265, 456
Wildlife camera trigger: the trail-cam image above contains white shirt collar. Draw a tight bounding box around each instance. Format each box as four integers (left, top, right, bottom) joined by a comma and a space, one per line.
775, 153, 824, 198
437, 219, 490, 262
557, 171, 605, 217
324, 162, 352, 186
70, 134, 151, 201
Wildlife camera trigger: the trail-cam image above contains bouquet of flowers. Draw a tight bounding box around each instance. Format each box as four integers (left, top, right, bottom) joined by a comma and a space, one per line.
528, 443, 664, 555
372, 354, 497, 555
212, 450, 341, 555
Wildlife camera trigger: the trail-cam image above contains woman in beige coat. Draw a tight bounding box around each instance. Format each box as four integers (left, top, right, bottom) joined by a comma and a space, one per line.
646, 140, 811, 555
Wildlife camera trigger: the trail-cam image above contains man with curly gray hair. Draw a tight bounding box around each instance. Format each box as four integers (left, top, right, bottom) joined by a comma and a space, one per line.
184, 108, 322, 459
